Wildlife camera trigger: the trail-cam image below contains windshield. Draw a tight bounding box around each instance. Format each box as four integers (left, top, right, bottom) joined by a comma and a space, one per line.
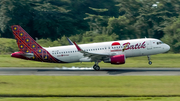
157, 41, 164, 45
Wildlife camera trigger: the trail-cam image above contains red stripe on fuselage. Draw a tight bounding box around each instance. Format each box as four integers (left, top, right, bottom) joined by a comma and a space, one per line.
111, 50, 122, 52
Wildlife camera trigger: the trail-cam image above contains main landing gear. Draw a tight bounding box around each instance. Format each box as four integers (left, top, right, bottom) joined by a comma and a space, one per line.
93, 61, 100, 71
147, 55, 152, 65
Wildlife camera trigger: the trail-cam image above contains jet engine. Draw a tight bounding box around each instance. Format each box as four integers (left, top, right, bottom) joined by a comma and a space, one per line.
103, 54, 125, 64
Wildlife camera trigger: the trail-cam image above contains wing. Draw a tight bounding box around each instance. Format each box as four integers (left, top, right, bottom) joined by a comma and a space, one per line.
72, 40, 129, 62
73, 41, 109, 61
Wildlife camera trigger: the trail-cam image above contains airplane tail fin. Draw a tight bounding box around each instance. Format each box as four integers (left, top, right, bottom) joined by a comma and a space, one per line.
11, 25, 42, 52
11, 25, 61, 63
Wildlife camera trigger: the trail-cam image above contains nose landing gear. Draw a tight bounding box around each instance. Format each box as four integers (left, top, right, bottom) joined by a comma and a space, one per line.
147, 55, 152, 65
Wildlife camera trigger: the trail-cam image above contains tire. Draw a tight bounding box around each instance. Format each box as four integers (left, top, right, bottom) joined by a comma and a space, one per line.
93, 65, 100, 71
148, 61, 152, 65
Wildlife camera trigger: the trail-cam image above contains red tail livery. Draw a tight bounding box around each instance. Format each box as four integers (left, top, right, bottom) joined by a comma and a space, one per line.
11, 25, 62, 63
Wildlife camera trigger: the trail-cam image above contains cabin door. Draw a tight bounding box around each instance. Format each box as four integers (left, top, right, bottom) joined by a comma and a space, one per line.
146, 40, 152, 50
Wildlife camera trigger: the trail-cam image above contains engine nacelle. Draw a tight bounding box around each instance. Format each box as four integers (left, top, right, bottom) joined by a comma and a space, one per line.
104, 54, 125, 64
111, 54, 125, 64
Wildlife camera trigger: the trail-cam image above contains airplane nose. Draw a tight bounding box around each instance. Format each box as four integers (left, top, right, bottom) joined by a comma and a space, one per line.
165, 44, 170, 51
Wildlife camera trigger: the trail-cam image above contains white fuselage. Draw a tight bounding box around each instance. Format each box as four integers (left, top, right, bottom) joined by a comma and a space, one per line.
44, 38, 170, 63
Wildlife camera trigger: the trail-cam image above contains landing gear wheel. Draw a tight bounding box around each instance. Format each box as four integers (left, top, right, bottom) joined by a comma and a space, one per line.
148, 61, 152, 65
93, 65, 100, 71
147, 55, 152, 65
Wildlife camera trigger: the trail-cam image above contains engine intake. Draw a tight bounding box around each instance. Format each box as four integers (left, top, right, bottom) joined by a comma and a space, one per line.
104, 54, 125, 64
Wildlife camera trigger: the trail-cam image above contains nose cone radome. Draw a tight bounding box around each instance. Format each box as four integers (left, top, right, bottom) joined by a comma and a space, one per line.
165, 44, 170, 52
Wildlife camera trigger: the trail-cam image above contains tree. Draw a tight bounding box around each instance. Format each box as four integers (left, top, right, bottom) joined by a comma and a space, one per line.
116, 0, 180, 39
135, 0, 173, 38
107, 16, 138, 40
161, 17, 180, 53
0, 0, 79, 40
84, 7, 109, 32
31, 0, 77, 40
0, 0, 34, 38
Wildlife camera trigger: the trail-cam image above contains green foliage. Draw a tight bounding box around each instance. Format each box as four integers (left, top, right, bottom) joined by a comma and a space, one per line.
81, 32, 118, 43
32, 0, 78, 40
1, 0, 180, 52
84, 7, 109, 33
37, 38, 60, 47
58, 36, 70, 46
58, 32, 118, 45
0, 0, 81, 40
0, 38, 18, 54
116, 0, 180, 39
161, 17, 180, 53
107, 16, 138, 39
0, 0, 34, 38
89, 7, 108, 13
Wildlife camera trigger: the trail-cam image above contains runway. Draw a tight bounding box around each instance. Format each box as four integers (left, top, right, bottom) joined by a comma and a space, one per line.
0, 67, 180, 75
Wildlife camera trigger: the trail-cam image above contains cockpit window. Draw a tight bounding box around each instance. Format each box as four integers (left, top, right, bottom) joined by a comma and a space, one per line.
157, 41, 164, 45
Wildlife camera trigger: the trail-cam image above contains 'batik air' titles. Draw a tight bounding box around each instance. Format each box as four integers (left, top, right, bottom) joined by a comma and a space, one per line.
123, 41, 146, 50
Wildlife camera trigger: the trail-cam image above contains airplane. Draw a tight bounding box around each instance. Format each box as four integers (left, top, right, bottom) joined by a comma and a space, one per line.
11, 25, 170, 71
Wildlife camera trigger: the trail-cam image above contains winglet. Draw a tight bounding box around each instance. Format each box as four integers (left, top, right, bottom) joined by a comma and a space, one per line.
66, 37, 74, 45
73, 42, 82, 51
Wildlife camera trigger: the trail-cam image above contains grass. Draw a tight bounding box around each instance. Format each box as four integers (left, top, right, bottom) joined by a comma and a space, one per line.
0, 38, 18, 54
1, 97, 180, 101
0, 53, 180, 67
0, 76, 180, 96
